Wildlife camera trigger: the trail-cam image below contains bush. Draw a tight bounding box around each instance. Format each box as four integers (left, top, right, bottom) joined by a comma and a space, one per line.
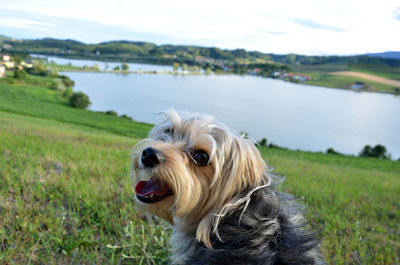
13, 69, 27, 80
326, 148, 342, 155
120, 114, 133, 120
50, 79, 66, 92
105, 110, 118, 116
268, 143, 281, 149
42, 68, 58, 77
68, 92, 91, 109
63, 87, 74, 98
60, 75, 75, 87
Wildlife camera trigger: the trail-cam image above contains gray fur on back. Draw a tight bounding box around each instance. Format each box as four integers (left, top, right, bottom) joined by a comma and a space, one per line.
170, 187, 326, 265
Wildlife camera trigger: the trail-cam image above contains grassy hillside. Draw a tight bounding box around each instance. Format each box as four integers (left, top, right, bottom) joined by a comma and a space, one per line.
0, 75, 152, 138
0, 74, 399, 264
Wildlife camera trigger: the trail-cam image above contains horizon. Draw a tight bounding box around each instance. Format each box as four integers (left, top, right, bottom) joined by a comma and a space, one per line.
1, 0, 400, 56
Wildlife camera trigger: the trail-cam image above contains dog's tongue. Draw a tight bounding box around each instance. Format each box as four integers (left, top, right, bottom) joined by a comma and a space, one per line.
135, 179, 170, 196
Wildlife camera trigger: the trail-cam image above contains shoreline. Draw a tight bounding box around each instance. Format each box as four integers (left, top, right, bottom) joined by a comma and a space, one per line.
56, 66, 400, 96
34, 53, 399, 95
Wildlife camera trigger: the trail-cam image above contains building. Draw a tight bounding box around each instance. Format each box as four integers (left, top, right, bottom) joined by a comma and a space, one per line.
1, 54, 14, 69
0, 65, 5, 78
2, 55, 10, 61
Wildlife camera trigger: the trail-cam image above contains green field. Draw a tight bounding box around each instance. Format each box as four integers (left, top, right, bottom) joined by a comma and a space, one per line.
304, 72, 397, 93
347, 67, 400, 81
290, 64, 399, 93
0, 74, 399, 264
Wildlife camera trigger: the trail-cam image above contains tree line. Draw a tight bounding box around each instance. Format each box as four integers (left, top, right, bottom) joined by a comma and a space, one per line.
4, 38, 400, 71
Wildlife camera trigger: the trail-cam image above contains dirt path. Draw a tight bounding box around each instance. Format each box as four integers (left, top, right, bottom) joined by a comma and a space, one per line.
331, 71, 400, 87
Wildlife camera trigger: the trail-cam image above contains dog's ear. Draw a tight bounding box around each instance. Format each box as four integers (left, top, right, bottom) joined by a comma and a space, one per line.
219, 136, 268, 192
195, 136, 269, 248
237, 137, 267, 187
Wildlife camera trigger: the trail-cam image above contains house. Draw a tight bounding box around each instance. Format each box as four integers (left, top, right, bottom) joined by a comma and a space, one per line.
1, 55, 14, 69
271, 71, 281, 77
0, 65, 5, 78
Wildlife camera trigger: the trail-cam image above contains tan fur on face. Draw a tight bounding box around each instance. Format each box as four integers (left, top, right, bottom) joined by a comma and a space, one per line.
132, 109, 270, 248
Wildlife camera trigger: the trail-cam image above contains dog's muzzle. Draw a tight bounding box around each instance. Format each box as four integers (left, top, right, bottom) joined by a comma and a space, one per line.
135, 147, 172, 203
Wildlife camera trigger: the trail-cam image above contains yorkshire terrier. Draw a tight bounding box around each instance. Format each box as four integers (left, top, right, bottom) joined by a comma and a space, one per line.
132, 109, 325, 265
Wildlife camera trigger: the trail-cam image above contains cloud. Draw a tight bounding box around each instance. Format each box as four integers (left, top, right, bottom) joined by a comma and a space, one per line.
291, 18, 346, 32
0, 17, 53, 31
0, 0, 399, 55
394, 7, 400, 21
257, 29, 287, 36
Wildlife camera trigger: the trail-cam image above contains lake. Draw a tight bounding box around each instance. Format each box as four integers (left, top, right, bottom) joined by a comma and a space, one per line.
32, 55, 173, 72
60, 70, 400, 159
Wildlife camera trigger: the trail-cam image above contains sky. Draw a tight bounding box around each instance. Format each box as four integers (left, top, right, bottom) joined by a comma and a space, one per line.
1, 0, 400, 55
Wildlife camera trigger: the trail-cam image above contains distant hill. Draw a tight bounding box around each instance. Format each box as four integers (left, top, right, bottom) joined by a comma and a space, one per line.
366, 51, 400, 60
2, 37, 400, 74
0, 35, 12, 42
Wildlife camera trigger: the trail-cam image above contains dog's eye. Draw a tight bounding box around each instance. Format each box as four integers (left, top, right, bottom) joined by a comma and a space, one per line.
165, 128, 173, 135
191, 150, 209, 166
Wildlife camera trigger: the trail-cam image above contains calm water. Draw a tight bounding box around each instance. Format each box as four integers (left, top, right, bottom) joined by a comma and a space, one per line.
62, 71, 400, 159
32, 55, 173, 72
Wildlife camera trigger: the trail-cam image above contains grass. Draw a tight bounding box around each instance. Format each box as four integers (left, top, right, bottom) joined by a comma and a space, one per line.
347, 67, 400, 81
47, 63, 86, 71
1, 73, 399, 264
290, 63, 348, 73
46, 63, 103, 72
260, 148, 399, 264
290, 63, 400, 93
0, 75, 152, 139
0, 111, 170, 264
302, 72, 397, 93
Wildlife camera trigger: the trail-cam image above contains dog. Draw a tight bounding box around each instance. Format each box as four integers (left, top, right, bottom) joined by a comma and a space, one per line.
132, 109, 325, 265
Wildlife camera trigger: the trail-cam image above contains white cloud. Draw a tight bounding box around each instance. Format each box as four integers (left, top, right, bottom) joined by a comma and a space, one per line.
1, 0, 399, 54
0, 17, 53, 31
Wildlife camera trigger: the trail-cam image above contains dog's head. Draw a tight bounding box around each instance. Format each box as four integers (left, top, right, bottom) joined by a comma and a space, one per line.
132, 109, 269, 246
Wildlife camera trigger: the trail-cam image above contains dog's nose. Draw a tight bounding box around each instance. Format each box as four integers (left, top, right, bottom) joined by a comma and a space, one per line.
141, 147, 163, 168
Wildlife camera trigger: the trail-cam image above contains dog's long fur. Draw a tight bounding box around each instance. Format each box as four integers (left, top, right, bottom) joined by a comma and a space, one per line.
132, 110, 325, 265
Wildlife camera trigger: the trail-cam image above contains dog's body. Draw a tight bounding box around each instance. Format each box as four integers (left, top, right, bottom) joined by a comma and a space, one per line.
132, 110, 325, 265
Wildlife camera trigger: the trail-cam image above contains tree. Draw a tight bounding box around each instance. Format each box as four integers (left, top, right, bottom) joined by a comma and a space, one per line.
121, 63, 129, 71
285, 54, 297, 64
68, 92, 91, 109
359, 144, 389, 159
173, 62, 179, 72
359, 145, 372, 157
181, 63, 188, 72
113, 66, 120, 71
371, 145, 388, 159
258, 138, 268, 147
13, 69, 27, 80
